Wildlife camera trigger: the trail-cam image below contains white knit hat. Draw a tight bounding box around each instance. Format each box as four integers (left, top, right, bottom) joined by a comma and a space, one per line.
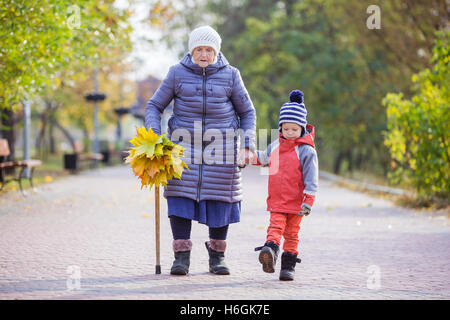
188, 25, 222, 55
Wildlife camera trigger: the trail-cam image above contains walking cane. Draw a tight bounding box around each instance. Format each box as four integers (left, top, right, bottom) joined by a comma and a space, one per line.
155, 185, 161, 274
126, 126, 188, 276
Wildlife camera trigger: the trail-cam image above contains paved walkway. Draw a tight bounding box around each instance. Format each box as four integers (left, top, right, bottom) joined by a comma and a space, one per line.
0, 165, 449, 299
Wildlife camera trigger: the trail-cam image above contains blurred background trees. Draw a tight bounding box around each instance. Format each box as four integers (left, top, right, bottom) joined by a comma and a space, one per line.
155, 0, 449, 200
384, 31, 449, 201
0, 0, 448, 201
0, 0, 134, 160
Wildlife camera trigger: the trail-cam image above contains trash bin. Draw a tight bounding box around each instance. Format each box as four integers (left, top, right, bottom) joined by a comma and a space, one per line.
101, 150, 110, 164
64, 153, 78, 171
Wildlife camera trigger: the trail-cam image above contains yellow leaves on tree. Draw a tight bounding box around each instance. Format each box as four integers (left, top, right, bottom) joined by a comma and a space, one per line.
126, 126, 188, 189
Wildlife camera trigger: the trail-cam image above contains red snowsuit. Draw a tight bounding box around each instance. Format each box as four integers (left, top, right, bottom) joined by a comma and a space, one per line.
255, 124, 318, 255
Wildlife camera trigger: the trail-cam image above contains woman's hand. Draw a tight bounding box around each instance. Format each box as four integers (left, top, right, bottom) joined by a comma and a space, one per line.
237, 148, 254, 168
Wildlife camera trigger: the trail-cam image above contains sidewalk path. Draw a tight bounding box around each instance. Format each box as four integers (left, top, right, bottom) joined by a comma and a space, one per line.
0, 165, 449, 299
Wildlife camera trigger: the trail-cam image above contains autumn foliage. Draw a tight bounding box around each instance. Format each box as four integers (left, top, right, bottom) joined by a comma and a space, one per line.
383, 32, 449, 200
126, 126, 188, 189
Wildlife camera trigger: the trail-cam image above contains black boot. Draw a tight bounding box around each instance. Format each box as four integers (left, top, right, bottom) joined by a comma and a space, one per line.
255, 241, 280, 273
279, 252, 301, 281
170, 239, 192, 275
205, 240, 230, 275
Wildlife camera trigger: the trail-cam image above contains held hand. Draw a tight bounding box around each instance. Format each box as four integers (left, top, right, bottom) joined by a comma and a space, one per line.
237, 148, 254, 168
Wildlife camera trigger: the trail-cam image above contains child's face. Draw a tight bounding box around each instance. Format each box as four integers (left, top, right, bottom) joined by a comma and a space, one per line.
281, 122, 302, 140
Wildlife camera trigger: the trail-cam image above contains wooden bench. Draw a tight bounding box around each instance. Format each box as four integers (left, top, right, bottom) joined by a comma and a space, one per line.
63, 141, 104, 172
0, 138, 42, 194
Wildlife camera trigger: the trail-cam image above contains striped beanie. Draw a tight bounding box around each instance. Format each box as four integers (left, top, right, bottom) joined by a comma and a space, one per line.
188, 25, 222, 55
279, 90, 308, 131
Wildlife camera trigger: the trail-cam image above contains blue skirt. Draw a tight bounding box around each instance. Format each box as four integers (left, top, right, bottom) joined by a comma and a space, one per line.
167, 196, 241, 228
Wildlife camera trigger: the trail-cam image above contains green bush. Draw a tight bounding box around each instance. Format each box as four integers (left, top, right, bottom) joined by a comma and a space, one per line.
383, 31, 449, 200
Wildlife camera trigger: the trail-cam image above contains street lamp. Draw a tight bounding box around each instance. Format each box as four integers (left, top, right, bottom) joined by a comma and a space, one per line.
84, 69, 106, 156
113, 107, 129, 143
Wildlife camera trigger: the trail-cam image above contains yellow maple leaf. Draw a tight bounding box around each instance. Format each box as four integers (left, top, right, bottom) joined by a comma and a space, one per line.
129, 126, 162, 158
127, 126, 189, 189
129, 156, 149, 177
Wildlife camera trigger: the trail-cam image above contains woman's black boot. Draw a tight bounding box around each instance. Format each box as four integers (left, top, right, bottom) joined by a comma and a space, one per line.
205, 240, 230, 275
170, 239, 192, 275
279, 252, 301, 281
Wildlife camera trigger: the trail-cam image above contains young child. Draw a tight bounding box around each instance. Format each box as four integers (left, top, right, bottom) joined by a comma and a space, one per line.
253, 90, 318, 281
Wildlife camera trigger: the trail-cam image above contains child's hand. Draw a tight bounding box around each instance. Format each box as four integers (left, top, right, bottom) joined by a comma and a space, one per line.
298, 204, 311, 216
237, 148, 255, 168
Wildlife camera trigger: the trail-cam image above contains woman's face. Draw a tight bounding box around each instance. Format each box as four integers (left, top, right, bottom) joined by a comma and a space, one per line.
192, 46, 216, 68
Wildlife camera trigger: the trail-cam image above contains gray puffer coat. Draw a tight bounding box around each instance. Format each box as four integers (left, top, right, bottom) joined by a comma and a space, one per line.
145, 53, 256, 203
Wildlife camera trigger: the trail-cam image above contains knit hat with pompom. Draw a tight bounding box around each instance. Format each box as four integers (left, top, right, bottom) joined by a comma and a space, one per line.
278, 90, 307, 132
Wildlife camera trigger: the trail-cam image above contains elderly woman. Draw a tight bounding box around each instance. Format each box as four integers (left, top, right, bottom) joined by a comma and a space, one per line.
145, 25, 256, 276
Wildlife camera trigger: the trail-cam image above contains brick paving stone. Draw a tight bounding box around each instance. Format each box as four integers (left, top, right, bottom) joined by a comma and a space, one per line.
0, 165, 449, 300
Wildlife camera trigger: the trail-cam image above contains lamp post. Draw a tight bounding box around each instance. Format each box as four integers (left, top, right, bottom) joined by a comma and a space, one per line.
22, 100, 31, 178
113, 107, 129, 143
84, 69, 106, 157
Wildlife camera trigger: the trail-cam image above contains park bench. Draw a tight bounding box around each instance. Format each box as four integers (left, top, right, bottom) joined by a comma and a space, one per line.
0, 138, 42, 194
63, 141, 104, 172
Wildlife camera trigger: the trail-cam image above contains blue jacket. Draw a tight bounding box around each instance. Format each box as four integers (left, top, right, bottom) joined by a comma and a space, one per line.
145, 53, 256, 203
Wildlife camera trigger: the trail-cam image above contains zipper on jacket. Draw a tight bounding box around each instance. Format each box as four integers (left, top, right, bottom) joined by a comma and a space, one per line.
196, 68, 206, 202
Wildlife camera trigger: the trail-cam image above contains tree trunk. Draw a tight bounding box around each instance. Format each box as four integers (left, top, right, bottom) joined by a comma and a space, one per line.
346, 149, 353, 173
333, 151, 344, 174
1, 108, 17, 175
35, 112, 48, 159
355, 150, 364, 170
49, 115, 56, 155
53, 119, 76, 152
283, 0, 296, 16
36, 99, 61, 158
1, 108, 16, 162
82, 127, 89, 153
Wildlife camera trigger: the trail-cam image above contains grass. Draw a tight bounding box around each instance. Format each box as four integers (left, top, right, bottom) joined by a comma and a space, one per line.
394, 194, 450, 212
322, 167, 449, 214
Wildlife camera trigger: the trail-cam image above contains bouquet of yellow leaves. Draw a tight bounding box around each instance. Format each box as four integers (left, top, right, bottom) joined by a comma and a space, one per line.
125, 126, 189, 189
